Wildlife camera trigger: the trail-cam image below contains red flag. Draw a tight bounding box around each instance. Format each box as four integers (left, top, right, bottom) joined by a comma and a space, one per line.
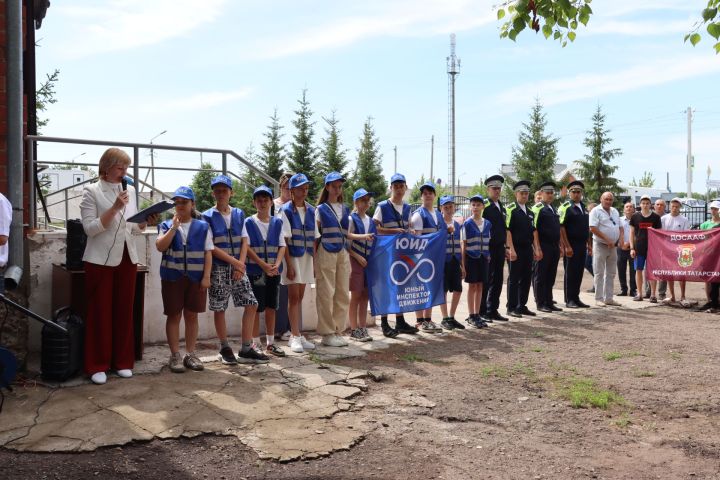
646, 228, 720, 283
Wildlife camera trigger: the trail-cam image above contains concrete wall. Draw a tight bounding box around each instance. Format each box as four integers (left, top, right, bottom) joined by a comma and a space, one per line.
26, 230, 329, 352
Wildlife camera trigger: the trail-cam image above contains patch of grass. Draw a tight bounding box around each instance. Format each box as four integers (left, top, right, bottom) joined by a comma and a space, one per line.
308, 352, 324, 364
560, 376, 625, 409
670, 352, 682, 360
531, 346, 546, 353
548, 361, 578, 374
603, 352, 623, 361
614, 412, 632, 428
399, 353, 425, 363
481, 365, 511, 378
634, 370, 656, 378
531, 331, 545, 338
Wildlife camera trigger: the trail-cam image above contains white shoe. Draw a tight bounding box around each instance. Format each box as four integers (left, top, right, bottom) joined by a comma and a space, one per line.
116, 369, 133, 378
595, 301, 606, 307
334, 334, 348, 346
322, 334, 347, 347
90, 372, 107, 384
289, 335, 304, 353
604, 299, 621, 307
300, 335, 316, 350
280, 331, 291, 341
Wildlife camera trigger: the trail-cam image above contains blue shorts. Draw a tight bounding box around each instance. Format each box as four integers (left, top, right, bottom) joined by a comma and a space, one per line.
634, 255, 647, 271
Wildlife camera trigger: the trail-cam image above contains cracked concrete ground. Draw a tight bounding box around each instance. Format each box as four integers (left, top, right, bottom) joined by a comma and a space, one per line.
1, 287, 656, 462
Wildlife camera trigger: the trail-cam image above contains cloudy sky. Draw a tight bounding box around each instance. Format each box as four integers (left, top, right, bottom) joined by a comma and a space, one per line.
35, 0, 720, 195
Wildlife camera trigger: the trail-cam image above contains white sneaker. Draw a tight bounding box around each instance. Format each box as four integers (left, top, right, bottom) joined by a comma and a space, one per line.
116, 369, 133, 378
595, 301, 606, 307
604, 299, 621, 306
280, 331, 291, 341
289, 335, 304, 353
90, 372, 107, 384
334, 334, 348, 346
300, 335, 316, 350
322, 334, 347, 347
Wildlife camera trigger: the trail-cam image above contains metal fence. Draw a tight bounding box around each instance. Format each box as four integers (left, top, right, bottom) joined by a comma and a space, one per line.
681, 205, 710, 229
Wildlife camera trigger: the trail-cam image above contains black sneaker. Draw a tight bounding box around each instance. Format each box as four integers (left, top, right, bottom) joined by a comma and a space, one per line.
440, 318, 456, 330
395, 318, 419, 334
266, 344, 286, 357
449, 317, 465, 330
218, 346, 238, 365
472, 315, 488, 329
237, 347, 270, 364
381, 322, 399, 338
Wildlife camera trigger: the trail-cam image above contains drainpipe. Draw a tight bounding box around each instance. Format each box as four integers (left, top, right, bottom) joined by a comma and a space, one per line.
7, 0, 25, 275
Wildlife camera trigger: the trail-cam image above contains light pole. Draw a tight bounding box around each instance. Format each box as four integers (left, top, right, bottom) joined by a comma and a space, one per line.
70, 152, 86, 165
145, 130, 167, 196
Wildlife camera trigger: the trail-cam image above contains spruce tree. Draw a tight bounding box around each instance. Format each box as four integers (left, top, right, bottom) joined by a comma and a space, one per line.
234, 143, 261, 213
259, 108, 286, 183
319, 110, 348, 178
351, 117, 387, 212
575, 105, 622, 203
287, 89, 319, 200
510, 99, 559, 195
189, 162, 216, 213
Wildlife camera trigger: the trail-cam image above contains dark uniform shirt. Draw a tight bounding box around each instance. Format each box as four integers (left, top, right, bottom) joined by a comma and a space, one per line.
558, 201, 589, 243
483, 198, 507, 247
505, 201, 534, 247
531, 202, 561, 243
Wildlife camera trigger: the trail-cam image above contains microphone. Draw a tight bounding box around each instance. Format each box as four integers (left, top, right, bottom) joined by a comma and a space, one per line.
121, 178, 128, 191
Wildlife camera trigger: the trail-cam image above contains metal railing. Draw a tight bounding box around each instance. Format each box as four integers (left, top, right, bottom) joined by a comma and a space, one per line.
26, 135, 279, 229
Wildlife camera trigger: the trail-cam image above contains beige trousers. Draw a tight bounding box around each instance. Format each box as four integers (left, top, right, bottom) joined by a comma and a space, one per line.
315, 246, 350, 335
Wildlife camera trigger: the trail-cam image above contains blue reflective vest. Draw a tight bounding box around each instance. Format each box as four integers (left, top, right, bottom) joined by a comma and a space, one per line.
349, 212, 376, 260
417, 207, 445, 234
446, 219, 461, 262
202, 207, 245, 266
317, 203, 349, 253
159, 219, 209, 282
377, 200, 410, 229
244, 216, 284, 275
281, 201, 316, 257
462, 217, 492, 259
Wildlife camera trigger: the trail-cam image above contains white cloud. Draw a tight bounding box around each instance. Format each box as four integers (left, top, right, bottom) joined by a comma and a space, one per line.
585, 19, 692, 36
494, 55, 720, 109
154, 88, 254, 113
53, 0, 228, 58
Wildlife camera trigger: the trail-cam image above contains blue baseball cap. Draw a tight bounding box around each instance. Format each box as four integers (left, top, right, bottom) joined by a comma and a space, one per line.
390, 173, 406, 184
253, 185, 273, 198
324, 171, 345, 184
439, 195, 454, 206
172, 186, 195, 201
211, 174, 233, 189
469, 194, 484, 202
419, 181, 436, 193
289, 173, 311, 189
353, 188, 374, 202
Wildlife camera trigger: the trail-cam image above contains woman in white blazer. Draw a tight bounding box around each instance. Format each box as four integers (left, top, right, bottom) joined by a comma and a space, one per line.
80, 147, 153, 385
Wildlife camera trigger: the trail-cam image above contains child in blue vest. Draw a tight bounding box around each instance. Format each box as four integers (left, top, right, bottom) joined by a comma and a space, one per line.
314, 172, 351, 348
202, 175, 265, 365
409, 181, 446, 333
462, 194, 492, 329
244, 185, 287, 357
347, 188, 376, 342
280, 173, 317, 353
438, 195, 466, 330
372, 173, 418, 337
156, 186, 213, 373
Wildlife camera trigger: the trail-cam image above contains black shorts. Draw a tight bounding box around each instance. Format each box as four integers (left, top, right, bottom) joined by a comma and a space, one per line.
248, 273, 280, 313
444, 257, 463, 293
464, 255, 488, 284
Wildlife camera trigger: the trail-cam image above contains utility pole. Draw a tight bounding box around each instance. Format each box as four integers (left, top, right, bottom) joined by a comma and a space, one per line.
394, 145, 397, 173
145, 130, 167, 197
430, 135, 434, 184
687, 107, 693, 198
447, 34, 460, 196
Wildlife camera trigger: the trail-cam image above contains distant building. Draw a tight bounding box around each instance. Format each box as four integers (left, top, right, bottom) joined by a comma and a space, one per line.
39, 168, 91, 192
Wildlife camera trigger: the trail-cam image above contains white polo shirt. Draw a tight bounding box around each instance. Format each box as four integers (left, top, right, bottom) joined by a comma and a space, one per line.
589, 205, 621, 245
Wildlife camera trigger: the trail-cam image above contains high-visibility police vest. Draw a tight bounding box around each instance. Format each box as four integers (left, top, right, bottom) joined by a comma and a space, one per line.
463, 217, 492, 259
159, 219, 209, 282
281, 201, 316, 257
202, 207, 245, 266
417, 207, 444, 234
349, 212, 377, 260
244, 216, 284, 275
377, 200, 410, 229
446, 219, 461, 262
317, 203, 349, 253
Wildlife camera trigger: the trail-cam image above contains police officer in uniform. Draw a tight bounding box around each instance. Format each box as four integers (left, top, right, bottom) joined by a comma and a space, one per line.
559, 180, 591, 308
531, 181, 563, 313
480, 175, 509, 322
505, 180, 537, 318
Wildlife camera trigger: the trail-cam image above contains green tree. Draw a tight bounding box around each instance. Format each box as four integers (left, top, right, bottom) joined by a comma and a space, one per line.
258, 109, 287, 182
686, 1, 720, 52
350, 117, 387, 212
575, 105, 622, 203
287, 89, 319, 200
37, 69, 59, 132
510, 99, 559, 193
189, 162, 216, 213
409, 174, 451, 204
318, 110, 349, 180
467, 182, 489, 199
629, 171, 655, 188
234, 143, 262, 214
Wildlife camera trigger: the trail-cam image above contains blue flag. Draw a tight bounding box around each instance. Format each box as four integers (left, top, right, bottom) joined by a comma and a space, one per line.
367, 231, 446, 316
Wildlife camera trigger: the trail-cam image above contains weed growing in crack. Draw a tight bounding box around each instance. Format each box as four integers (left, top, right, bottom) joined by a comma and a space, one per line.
614, 412, 632, 428
604, 351, 645, 361
559, 376, 625, 409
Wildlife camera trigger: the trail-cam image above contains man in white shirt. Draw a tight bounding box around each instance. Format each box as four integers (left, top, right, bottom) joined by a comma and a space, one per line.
0, 192, 11, 294
589, 192, 623, 306
616, 202, 636, 297
660, 198, 691, 306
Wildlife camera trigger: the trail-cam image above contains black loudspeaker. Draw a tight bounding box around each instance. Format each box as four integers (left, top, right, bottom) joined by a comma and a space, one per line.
41, 307, 84, 382
65, 219, 87, 271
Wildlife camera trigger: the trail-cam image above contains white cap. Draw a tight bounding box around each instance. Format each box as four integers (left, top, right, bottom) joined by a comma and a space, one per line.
710, 200, 720, 210
670, 197, 682, 204
640, 194, 651, 201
